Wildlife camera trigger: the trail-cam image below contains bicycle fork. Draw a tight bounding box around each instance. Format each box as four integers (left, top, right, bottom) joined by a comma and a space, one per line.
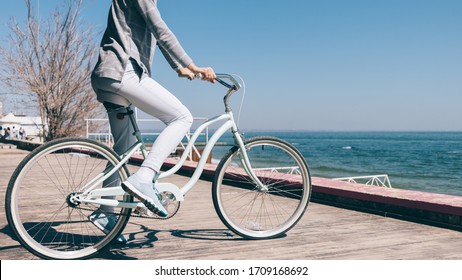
232, 131, 268, 192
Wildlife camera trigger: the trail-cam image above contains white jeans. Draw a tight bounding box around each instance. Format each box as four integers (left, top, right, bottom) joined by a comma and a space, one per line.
92, 60, 193, 173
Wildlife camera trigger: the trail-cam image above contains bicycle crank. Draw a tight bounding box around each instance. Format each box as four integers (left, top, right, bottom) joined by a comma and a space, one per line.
133, 182, 184, 220
133, 190, 181, 220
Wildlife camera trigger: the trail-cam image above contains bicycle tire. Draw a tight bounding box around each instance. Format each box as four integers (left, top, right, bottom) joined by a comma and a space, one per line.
212, 136, 311, 239
5, 138, 132, 259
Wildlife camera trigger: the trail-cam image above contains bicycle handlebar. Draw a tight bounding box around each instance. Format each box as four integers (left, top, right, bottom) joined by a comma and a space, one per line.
195, 73, 242, 112
194, 73, 241, 91
215, 74, 241, 91
216, 74, 241, 112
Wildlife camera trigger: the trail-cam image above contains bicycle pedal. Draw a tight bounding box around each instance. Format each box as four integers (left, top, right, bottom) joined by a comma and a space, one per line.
134, 206, 154, 217
144, 201, 168, 217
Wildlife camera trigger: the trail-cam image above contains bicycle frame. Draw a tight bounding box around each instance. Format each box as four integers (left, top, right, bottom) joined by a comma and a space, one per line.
78, 74, 265, 210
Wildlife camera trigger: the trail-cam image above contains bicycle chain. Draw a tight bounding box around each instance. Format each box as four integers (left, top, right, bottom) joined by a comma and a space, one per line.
75, 204, 180, 220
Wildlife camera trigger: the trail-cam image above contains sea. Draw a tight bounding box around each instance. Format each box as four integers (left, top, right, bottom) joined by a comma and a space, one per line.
149, 131, 462, 197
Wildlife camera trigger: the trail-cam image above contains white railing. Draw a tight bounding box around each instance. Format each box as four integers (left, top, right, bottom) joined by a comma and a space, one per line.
333, 175, 392, 188
254, 166, 302, 175
85, 118, 113, 146
85, 113, 209, 162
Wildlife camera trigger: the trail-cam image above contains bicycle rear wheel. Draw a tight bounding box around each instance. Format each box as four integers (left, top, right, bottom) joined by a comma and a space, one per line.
5, 138, 132, 259
212, 136, 311, 239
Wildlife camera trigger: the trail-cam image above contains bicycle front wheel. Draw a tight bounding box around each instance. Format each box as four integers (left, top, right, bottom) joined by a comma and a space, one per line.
212, 136, 311, 239
5, 138, 132, 259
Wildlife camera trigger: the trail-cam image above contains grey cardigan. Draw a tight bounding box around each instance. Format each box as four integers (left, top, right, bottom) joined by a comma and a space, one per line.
92, 0, 193, 82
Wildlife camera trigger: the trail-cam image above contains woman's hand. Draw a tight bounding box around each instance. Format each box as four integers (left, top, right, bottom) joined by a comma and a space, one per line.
177, 67, 195, 80
187, 63, 216, 83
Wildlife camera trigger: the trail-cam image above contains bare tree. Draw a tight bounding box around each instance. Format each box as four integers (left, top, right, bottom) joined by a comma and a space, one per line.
0, 0, 103, 141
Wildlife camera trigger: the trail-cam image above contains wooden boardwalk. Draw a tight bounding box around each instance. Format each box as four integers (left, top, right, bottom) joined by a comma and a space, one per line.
0, 149, 461, 260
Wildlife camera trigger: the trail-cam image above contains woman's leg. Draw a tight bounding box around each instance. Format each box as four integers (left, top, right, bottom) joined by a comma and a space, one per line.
121, 79, 193, 174
92, 62, 193, 177
102, 102, 137, 209
113, 62, 193, 175
92, 61, 192, 216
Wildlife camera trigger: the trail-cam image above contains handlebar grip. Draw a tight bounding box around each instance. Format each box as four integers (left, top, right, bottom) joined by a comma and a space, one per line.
194, 73, 240, 91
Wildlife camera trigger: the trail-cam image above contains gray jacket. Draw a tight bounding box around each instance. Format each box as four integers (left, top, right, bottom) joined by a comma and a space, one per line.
92, 0, 193, 82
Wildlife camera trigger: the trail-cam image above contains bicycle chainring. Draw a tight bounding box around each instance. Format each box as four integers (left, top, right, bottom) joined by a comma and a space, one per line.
74, 191, 181, 220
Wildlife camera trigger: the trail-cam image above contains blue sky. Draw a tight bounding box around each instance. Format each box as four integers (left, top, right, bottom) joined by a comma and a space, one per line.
0, 0, 461, 131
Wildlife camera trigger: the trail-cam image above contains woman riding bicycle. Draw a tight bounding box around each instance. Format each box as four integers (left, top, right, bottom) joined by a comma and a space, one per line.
90, 0, 216, 242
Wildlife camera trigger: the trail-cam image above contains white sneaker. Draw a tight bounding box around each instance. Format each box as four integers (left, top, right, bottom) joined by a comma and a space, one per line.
122, 174, 168, 217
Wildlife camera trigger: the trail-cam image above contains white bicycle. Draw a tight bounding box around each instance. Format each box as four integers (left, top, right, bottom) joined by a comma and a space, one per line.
5, 74, 312, 259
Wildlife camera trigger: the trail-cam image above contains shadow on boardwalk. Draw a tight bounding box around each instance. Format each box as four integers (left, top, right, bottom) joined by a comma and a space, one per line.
96, 226, 248, 260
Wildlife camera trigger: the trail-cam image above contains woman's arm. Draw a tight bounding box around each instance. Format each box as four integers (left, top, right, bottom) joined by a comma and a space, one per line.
134, 0, 216, 81
133, 0, 192, 69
